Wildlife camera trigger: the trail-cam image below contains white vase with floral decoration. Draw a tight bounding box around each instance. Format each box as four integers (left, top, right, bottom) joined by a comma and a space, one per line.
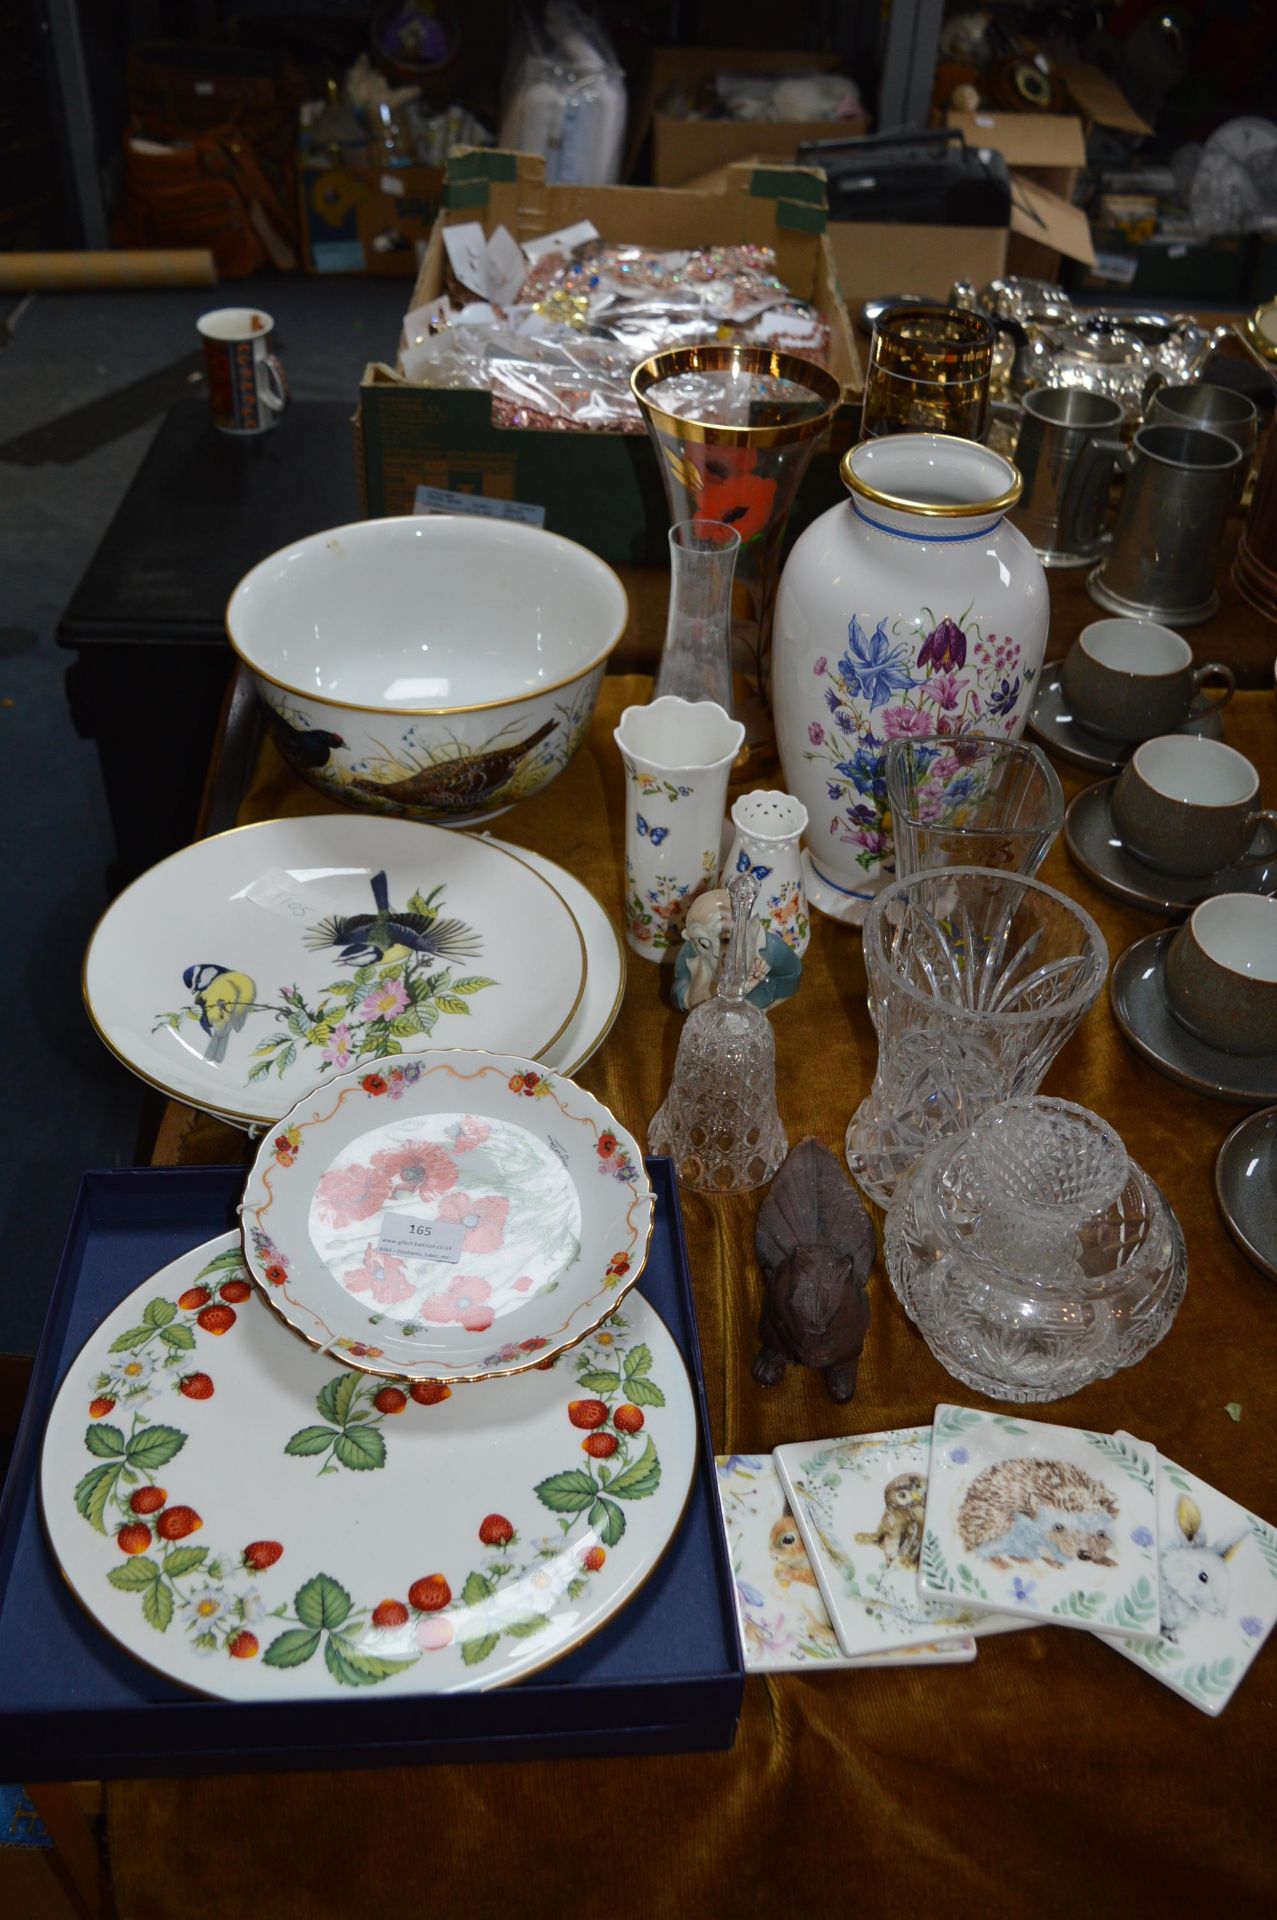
772, 433, 1049, 922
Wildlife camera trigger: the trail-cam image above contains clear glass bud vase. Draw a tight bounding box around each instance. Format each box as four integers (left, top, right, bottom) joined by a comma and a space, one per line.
654, 520, 741, 710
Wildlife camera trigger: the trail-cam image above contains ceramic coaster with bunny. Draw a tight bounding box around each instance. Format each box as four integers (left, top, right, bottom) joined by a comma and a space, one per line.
1090, 1439, 1277, 1715
918, 1406, 1163, 1638
773, 1429, 1024, 1658
714, 1455, 976, 1672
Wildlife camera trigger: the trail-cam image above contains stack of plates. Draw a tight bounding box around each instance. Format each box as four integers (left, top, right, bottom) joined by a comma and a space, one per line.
41, 1047, 693, 1699
83, 816, 624, 1126
57, 812, 681, 1698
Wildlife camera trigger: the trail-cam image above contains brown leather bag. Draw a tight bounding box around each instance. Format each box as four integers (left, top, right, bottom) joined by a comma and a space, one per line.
119, 127, 298, 277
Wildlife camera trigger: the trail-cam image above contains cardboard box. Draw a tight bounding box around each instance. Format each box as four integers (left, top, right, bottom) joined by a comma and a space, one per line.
681, 142, 1092, 314
1056, 60, 1155, 139
299, 162, 443, 275
944, 110, 1094, 280
357, 151, 862, 562
645, 48, 867, 189
829, 220, 1009, 318
946, 111, 1084, 202
943, 63, 1152, 281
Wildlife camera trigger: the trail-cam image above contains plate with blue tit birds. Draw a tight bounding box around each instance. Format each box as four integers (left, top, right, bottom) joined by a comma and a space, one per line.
82, 815, 588, 1127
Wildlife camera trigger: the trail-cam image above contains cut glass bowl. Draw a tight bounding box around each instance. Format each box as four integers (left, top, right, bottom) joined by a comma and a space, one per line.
884, 1096, 1186, 1402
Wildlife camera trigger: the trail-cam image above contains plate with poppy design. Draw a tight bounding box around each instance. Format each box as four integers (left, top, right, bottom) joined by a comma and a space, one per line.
240, 1050, 654, 1382
41, 1234, 696, 1698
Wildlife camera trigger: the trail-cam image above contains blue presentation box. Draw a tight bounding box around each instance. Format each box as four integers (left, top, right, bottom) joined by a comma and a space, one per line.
0, 1162, 743, 1778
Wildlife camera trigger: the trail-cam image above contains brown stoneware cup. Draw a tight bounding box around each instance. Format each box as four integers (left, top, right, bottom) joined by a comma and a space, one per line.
1165, 894, 1277, 1056
1111, 735, 1277, 878
1060, 617, 1234, 743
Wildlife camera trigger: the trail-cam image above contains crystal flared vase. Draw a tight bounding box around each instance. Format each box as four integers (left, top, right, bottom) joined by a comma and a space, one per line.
845, 868, 1108, 1208
632, 345, 843, 782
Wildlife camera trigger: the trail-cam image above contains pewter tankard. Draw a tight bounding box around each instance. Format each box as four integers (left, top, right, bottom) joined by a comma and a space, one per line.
1011, 388, 1128, 566
1145, 382, 1258, 513
1087, 424, 1242, 625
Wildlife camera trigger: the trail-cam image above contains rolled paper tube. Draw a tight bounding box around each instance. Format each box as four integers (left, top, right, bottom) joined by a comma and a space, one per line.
0, 250, 217, 291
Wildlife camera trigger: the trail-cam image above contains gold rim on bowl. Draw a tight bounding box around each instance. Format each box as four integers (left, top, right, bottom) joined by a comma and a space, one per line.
225, 516, 630, 717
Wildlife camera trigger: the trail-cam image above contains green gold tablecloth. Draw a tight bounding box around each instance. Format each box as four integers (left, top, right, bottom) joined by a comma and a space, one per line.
111, 680, 1277, 1919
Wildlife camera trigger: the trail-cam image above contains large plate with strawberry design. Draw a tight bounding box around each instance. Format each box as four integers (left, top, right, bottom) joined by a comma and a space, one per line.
82, 814, 587, 1127
241, 1049, 653, 1382
41, 1233, 697, 1699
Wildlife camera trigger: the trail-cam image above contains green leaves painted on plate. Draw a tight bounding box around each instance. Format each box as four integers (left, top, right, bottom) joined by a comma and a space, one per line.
324, 1636, 415, 1686
263, 1576, 414, 1686
294, 1572, 352, 1632
534, 1468, 597, 1517
534, 1437, 661, 1554
125, 1426, 187, 1472
107, 1557, 163, 1592
602, 1437, 660, 1500
262, 1627, 323, 1670
75, 1463, 123, 1534
76, 1424, 187, 1534
285, 1375, 389, 1475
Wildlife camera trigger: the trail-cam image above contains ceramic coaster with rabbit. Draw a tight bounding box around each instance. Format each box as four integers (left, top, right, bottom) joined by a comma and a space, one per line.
714, 1456, 976, 1672
918, 1407, 1163, 1638
1090, 1439, 1277, 1716
774, 1428, 1026, 1659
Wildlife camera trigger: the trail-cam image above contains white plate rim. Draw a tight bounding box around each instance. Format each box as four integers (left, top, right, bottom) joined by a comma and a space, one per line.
240, 1047, 655, 1383
39, 1232, 697, 1700
82, 816, 588, 1126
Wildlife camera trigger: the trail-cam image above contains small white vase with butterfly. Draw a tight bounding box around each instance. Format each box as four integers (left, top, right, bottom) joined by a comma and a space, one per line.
722, 791, 811, 957
613, 697, 745, 963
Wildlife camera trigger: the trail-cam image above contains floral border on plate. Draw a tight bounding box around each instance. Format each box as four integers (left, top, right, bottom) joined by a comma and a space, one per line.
242, 1053, 653, 1383
43, 1235, 695, 1699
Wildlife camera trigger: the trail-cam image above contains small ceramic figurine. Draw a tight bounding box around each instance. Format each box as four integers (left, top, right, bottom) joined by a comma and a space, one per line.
753, 1137, 876, 1403
672, 887, 801, 1013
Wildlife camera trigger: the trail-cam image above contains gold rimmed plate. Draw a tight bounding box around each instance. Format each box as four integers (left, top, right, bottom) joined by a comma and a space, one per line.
482, 838, 625, 1077
82, 815, 587, 1127
40, 1232, 695, 1699
241, 1049, 654, 1383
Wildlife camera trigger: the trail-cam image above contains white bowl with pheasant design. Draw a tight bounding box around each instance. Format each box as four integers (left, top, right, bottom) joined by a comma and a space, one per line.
227, 516, 628, 826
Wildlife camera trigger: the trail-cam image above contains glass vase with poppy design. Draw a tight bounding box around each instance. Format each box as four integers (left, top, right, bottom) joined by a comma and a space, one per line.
632, 345, 843, 781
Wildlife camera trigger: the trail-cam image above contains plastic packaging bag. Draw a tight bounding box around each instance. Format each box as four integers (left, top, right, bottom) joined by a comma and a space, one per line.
399, 238, 831, 431
499, 2, 626, 185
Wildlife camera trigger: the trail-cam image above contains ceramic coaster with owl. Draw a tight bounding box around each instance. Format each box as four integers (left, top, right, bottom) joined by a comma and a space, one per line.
714, 1455, 976, 1672
918, 1406, 1163, 1639
1090, 1439, 1277, 1715
773, 1428, 1024, 1659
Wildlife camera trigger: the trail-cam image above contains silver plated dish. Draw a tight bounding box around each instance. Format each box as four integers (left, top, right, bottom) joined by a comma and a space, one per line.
1214, 1105, 1277, 1284
1023, 313, 1226, 419
1064, 780, 1277, 915
1110, 930, 1277, 1107
1027, 672, 1225, 775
